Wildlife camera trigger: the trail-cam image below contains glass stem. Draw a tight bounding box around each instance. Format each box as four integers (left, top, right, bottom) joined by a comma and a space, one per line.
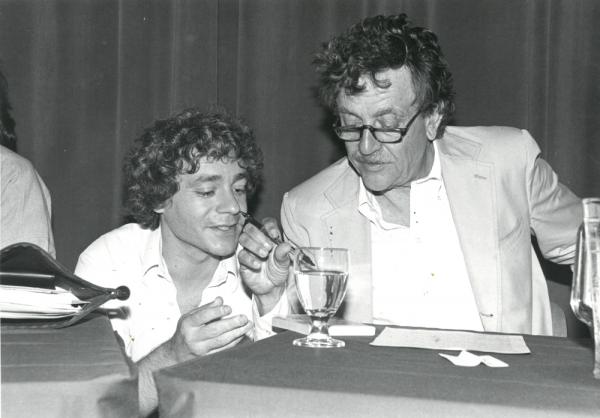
308, 317, 330, 340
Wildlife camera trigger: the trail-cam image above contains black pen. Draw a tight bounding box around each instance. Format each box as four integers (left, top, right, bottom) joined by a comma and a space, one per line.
240, 211, 315, 266
240, 211, 286, 246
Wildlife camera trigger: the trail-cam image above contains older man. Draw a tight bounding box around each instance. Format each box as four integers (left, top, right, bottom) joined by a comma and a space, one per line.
240, 14, 581, 337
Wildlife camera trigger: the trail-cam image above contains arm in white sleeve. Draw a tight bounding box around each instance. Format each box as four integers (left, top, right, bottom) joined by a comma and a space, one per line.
252, 289, 290, 340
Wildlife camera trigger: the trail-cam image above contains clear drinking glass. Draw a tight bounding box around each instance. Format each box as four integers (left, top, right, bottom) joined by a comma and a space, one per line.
572, 197, 600, 378
583, 198, 600, 379
292, 247, 349, 348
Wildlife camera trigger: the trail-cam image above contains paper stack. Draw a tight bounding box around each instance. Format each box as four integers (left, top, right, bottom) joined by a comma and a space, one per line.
0, 284, 86, 319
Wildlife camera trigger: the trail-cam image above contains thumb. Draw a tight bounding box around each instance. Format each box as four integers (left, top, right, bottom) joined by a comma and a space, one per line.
266, 243, 292, 285
273, 242, 293, 267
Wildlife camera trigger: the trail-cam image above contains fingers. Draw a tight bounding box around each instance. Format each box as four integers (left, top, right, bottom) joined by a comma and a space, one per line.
239, 217, 292, 272
238, 247, 265, 271
265, 248, 292, 289
239, 216, 282, 254
198, 317, 253, 353
239, 222, 273, 259
172, 298, 254, 359
237, 216, 290, 306
177, 313, 253, 357
259, 217, 282, 242
184, 297, 229, 326
273, 241, 294, 265
206, 323, 254, 355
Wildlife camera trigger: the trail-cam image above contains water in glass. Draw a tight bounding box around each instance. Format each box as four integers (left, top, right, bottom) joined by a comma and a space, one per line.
292, 247, 349, 348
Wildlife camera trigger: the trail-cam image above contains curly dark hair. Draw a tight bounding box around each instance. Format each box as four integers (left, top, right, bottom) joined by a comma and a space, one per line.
0, 68, 17, 151
313, 14, 455, 138
124, 107, 263, 229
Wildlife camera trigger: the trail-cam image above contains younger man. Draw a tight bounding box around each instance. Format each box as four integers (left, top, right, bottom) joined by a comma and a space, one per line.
75, 107, 287, 416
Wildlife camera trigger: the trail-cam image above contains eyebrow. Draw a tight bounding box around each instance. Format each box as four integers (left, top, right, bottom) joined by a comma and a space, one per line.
233, 172, 248, 182
372, 107, 398, 118
191, 174, 221, 184
190, 172, 248, 186
338, 106, 401, 120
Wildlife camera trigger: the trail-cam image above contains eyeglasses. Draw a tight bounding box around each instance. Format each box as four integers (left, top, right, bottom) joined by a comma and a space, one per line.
333, 110, 421, 143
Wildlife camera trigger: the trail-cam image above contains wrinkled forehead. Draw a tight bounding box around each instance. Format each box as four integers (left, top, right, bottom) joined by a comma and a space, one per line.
337, 67, 420, 112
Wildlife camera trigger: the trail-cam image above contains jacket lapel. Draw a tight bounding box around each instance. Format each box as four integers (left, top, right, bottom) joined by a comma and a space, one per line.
322, 164, 373, 322
318, 144, 501, 328
438, 138, 500, 330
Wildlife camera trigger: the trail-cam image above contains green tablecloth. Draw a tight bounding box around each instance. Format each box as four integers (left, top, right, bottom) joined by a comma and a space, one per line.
156, 329, 600, 417
1, 314, 138, 418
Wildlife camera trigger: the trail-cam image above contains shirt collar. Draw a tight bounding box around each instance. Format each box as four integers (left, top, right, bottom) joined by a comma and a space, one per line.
141, 226, 166, 279
358, 180, 387, 228
208, 250, 239, 288
358, 140, 441, 229
413, 140, 442, 184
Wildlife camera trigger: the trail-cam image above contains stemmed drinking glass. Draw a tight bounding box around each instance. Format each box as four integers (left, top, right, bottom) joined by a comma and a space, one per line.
571, 197, 600, 378
292, 247, 349, 348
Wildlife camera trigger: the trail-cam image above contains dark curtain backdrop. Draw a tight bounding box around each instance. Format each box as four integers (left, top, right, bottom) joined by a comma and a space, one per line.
1, 0, 599, 276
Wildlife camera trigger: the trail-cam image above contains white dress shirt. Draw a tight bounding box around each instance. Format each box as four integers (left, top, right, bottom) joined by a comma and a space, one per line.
358, 141, 484, 331
75, 223, 287, 362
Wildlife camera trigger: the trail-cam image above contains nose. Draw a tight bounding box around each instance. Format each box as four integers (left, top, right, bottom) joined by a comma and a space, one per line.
217, 189, 243, 214
358, 126, 380, 156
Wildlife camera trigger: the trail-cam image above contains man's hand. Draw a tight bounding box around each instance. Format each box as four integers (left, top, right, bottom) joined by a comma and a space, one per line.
238, 216, 291, 314
168, 297, 253, 363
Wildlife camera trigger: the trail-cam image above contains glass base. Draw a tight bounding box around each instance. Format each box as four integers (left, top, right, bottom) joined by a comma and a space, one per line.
594, 323, 600, 379
293, 334, 345, 348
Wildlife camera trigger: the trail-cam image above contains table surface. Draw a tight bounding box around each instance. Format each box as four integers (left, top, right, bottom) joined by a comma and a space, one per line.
156, 328, 600, 418
1, 314, 138, 418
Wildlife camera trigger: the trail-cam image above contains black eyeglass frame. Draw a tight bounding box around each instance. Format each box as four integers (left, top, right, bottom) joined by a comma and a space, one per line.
333, 110, 422, 144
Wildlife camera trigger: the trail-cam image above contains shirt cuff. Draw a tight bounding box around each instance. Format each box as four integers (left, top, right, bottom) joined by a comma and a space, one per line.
252, 290, 290, 340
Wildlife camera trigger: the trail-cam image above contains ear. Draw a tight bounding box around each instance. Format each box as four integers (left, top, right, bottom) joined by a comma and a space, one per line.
153, 198, 172, 214
424, 107, 443, 141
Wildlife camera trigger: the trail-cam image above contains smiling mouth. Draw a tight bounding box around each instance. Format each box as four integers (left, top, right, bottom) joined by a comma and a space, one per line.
213, 224, 238, 232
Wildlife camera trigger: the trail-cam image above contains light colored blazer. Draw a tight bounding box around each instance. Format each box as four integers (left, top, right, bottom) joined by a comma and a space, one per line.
281, 126, 582, 335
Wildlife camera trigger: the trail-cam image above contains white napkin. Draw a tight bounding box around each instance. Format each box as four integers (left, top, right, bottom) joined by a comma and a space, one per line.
439, 350, 509, 367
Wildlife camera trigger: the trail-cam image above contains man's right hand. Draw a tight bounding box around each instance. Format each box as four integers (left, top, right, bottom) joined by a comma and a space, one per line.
167, 297, 253, 362
238, 217, 292, 314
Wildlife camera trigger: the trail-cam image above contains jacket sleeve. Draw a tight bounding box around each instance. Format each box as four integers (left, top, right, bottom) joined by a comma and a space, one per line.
524, 129, 582, 264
